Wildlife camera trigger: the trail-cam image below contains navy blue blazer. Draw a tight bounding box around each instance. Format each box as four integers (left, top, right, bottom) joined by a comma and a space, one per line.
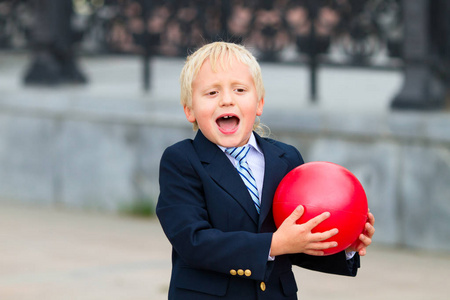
157, 130, 359, 300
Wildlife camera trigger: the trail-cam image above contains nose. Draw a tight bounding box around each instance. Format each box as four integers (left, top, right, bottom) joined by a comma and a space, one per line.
219, 90, 234, 106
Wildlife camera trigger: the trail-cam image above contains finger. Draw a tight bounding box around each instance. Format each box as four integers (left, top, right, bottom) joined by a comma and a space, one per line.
358, 247, 367, 256
359, 233, 372, 247
307, 241, 339, 251
367, 212, 375, 225
305, 211, 331, 230
284, 205, 304, 225
365, 222, 375, 238
303, 249, 325, 256
311, 228, 339, 242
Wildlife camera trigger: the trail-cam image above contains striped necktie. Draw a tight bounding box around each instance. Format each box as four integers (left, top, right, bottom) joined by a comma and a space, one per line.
226, 146, 260, 213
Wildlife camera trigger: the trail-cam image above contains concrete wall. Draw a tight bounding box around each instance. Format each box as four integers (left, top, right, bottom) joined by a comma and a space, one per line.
1, 97, 450, 252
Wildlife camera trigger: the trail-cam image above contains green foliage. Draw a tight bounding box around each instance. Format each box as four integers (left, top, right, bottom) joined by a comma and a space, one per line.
120, 197, 156, 218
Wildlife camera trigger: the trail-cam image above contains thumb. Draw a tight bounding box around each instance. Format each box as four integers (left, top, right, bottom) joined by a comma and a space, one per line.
284, 205, 304, 225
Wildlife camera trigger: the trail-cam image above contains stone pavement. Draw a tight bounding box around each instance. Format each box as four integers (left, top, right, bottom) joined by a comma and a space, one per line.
1, 202, 449, 300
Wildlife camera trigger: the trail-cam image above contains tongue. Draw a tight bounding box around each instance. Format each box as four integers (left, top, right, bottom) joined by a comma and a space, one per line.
217, 117, 239, 132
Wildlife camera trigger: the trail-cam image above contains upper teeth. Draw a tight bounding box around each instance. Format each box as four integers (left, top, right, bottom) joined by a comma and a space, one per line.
224, 116, 231, 119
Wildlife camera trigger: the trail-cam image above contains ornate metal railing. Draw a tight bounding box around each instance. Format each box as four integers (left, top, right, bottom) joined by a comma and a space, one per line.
0, 0, 403, 67
5, 0, 450, 109
0, 0, 33, 49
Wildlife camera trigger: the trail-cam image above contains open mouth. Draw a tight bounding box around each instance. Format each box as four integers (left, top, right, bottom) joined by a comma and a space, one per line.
216, 115, 240, 134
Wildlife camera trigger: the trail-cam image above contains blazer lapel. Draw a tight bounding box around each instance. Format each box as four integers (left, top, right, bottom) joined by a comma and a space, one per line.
193, 131, 259, 225
255, 134, 290, 229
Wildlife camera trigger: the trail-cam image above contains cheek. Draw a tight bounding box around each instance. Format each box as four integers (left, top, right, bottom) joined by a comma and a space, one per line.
244, 103, 261, 120
195, 108, 216, 129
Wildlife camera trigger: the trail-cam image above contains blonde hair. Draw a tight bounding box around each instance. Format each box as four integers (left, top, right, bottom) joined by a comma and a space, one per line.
180, 42, 267, 135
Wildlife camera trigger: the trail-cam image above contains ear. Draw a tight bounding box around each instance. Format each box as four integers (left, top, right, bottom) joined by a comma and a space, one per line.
256, 97, 264, 116
184, 105, 196, 123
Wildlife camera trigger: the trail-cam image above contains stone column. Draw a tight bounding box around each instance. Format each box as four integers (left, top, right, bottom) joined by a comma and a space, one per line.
391, 0, 445, 109
23, 0, 87, 85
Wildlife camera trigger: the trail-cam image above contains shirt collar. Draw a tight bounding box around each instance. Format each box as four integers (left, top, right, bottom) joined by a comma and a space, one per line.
217, 132, 263, 155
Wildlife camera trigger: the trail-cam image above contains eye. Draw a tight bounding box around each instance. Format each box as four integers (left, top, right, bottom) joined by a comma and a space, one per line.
235, 88, 246, 93
207, 91, 218, 96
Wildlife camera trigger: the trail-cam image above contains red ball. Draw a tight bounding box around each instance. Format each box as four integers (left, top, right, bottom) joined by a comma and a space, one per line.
273, 161, 368, 255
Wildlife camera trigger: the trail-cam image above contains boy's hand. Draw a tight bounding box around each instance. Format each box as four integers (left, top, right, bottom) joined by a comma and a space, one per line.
270, 205, 339, 257
345, 210, 375, 256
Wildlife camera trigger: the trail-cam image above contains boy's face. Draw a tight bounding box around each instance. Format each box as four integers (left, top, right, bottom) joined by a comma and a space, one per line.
184, 57, 264, 148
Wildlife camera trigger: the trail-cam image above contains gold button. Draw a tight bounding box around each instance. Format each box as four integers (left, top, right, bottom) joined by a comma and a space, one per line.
230, 269, 237, 276
237, 269, 244, 276
260, 281, 266, 291
244, 269, 251, 277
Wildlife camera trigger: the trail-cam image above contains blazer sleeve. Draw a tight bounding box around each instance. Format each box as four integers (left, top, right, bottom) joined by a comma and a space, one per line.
156, 142, 273, 281
290, 251, 360, 277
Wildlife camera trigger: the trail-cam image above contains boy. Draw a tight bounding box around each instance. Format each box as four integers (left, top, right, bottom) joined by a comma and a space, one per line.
157, 42, 375, 300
